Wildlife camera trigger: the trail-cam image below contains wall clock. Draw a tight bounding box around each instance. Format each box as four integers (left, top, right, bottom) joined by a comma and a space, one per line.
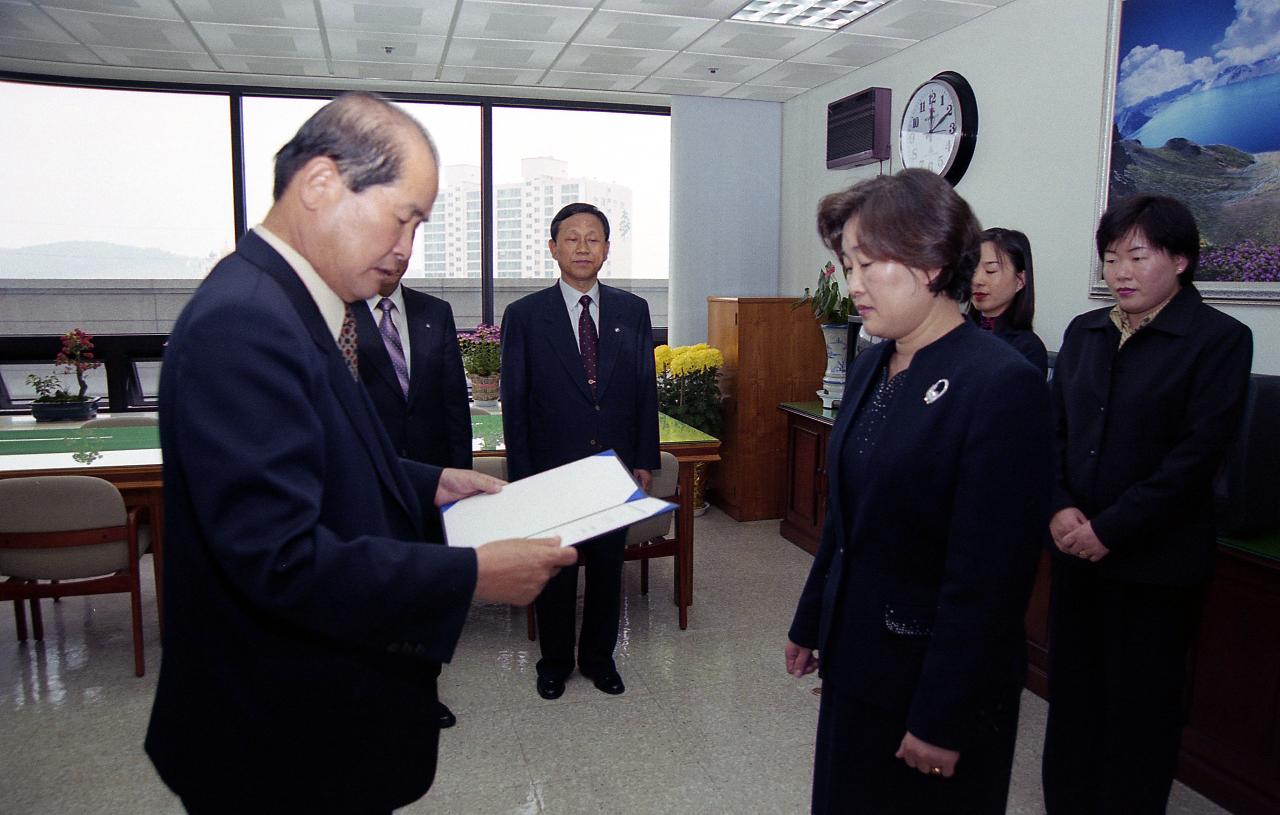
898, 71, 978, 185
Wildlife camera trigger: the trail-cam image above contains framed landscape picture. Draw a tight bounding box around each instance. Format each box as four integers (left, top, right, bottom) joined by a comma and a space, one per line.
1094, 0, 1280, 302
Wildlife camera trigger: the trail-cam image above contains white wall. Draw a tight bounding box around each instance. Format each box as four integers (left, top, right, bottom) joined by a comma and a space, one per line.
668, 96, 782, 345
778, 0, 1280, 374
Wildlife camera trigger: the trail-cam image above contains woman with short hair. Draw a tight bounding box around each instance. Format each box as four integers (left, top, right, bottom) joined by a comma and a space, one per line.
786, 169, 1054, 814
1043, 195, 1253, 813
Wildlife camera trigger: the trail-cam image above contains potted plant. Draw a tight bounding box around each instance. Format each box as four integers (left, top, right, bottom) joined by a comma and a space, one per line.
459, 323, 501, 406
793, 261, 854, 408
27, 328, 103, 422
655, 343, 724, 514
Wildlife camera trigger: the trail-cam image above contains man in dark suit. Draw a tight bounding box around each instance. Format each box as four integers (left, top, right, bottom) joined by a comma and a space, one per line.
501, 202, 660, 701
355, 256, 471, 729
145, 92, 575, 814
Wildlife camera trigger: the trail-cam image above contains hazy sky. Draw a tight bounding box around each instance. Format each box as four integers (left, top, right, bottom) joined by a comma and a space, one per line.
0, 81, 670, 277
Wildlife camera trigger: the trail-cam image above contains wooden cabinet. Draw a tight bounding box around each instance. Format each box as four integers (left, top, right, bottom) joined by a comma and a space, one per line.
779, 402, 835, 554
707, 298, 825, 521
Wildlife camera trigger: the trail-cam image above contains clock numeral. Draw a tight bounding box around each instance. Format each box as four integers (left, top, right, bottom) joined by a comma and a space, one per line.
928, 92, 936, 104
949, 122, 956, 135
946, 104, 953, 116
911, 116, 919, 128
918, 100, 925, 113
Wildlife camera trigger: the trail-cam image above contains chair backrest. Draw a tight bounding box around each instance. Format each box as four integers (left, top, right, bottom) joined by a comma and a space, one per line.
0, 476, 133, 580
81, 415, 158, 428
472, 455, 506, 480
625, 451, 679, 546
469, 405, 492, 416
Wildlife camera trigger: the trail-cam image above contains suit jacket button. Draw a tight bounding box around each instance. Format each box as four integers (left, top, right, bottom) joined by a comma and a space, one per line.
595, 405, 601, 412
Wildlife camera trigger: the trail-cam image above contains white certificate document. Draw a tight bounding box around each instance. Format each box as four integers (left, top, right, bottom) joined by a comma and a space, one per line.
442, 450, 675, 549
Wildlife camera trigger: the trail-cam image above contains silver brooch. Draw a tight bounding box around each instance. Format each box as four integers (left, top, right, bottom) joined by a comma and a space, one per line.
923, 379, 949, 404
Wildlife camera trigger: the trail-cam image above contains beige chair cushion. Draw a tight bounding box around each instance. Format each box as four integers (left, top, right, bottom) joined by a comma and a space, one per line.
625, 451, 679, 545
472, 455, 506, 480
0, 476, 145, 580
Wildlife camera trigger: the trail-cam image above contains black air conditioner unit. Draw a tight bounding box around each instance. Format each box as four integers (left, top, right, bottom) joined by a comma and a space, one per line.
827, 87, 891, 169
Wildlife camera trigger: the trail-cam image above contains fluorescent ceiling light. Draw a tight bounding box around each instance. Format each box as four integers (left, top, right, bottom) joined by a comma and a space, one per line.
731, 0, 889, 30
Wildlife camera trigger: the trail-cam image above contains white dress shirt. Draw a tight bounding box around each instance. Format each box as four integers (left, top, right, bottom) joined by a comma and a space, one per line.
559, 278, 600, 352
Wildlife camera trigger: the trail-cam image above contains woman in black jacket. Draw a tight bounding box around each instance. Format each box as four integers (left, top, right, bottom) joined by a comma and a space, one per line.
970, 227, 1049, 376
1042, 195, 1252, 813
786, 169, 1054, 814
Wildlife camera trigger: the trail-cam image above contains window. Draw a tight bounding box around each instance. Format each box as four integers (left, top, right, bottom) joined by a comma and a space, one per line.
0, 82, 233, 281
492, 107, 670, 320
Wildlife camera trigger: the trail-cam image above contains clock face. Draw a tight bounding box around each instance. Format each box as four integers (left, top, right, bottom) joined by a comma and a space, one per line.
899, 72, 977, 184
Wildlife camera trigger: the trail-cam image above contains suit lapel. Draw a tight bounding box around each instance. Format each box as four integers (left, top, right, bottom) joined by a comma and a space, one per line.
244, 234, 420, 533
539, 285, 596, 402
403, 290, 433, 405
354, 300, 404, 401
594, 285, 624, 399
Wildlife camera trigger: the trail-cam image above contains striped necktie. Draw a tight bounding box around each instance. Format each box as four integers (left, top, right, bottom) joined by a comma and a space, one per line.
377, 298, 411, 397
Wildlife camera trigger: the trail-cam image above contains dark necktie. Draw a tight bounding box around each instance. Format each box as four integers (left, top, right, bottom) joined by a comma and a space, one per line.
578, 294, 598, 397
338, 305, 359, 381
377, 298, 411, 397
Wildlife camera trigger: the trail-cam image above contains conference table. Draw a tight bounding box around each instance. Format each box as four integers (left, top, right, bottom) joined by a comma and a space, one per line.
0, 412, 720, 615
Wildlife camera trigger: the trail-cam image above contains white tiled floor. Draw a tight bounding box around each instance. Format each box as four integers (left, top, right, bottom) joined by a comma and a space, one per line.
0, 508, 1229, 814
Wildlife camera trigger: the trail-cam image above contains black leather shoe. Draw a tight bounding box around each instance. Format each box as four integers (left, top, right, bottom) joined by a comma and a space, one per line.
583, 669, 625, 695
436, 702, 457, 729
536, 675, 565, 700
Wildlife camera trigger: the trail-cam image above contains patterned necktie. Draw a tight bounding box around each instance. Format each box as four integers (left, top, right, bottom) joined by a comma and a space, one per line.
338, 305, 359, 382
578, 294, 599, 397
377, 298, 411, 397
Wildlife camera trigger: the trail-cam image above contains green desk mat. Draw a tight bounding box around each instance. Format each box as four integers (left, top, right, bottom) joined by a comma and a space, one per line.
470, 412, 716, 453
0, 425, 159, 456
1219, 531, 1280, 563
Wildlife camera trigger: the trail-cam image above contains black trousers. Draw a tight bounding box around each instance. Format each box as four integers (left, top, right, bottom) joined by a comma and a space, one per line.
1042, 558, 1203, 814
534, 530, 624, 679
811, 687, 1020, 814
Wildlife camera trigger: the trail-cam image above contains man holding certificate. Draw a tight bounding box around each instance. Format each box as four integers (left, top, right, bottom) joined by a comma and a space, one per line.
501, 202, 661, 700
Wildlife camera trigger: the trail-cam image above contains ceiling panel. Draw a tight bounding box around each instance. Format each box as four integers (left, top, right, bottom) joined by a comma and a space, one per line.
540, 69, 644, 92
173, 0, 317, 27
444, 36, 564, 70
632, 74, 736, 97
0, 33, 100, 62
573, 10, 717, 51
35, 0, 181, 20
850, 0, 991, 40
792, 30, 915, 67
320, 0, 458, 35
723, 83, 807, 102
451, 2, 594, 44
601, 0, 745, 18
42, 8, 207, 50
332, 59, 438, 81
0, 2, 77, 43
325, 30, 446, 63
749, 60, 849, 89
437, 64, 547, 85
94, 44, 221, 71
192, 23, 327, 59
216, 54, 332, 77
654, 51, 776, 84
688, 20, 831, 61
553, 43, 676, 75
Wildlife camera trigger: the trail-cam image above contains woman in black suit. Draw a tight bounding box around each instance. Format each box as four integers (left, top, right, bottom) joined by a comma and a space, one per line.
1042, 195, 1252, 813
970, 227, 1049, 376
786, 169, 1054, 814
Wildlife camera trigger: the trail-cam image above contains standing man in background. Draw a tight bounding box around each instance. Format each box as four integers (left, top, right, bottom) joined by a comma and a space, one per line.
146, 92, 575, 813
501, 202, 660, 701
355, 252, 472, 729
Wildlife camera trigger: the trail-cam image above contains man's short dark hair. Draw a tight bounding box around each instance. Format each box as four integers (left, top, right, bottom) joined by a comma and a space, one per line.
1095, 194, 1199, 285
272, 91, 438, 201
980, 227, 1037, 331
550, 203, 610, 241
816, 168, 981, 302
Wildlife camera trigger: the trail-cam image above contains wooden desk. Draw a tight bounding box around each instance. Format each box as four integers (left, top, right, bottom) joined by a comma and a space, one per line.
469, 413, 721, 621
777, 401, 836, 555
1, 413, 721, 626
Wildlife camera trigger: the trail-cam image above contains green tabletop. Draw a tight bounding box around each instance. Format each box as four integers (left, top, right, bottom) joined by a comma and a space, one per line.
0, 425, 159, 456
1219, 531, 1280, 563
470, 412, 716, 453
